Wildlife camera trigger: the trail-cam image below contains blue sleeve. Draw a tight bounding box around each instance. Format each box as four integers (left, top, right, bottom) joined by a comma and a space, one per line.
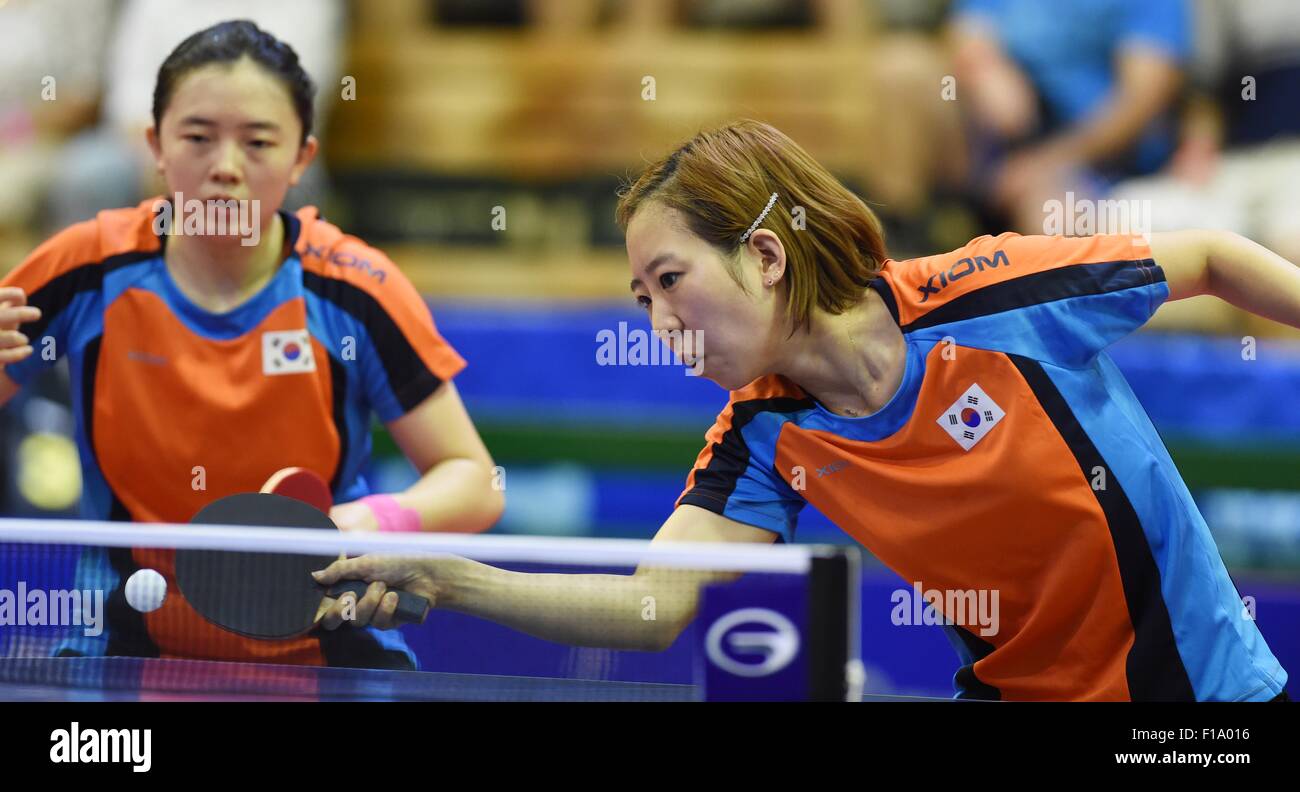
358, 326, 405, 423
1003, 262, 1168, 368
678, 410, 806, 542
1122, 0, 1191, 61
906, 235, 1170, 370
0, 228, 115, 389
0, 285, 80, 390
303, 288, 445, 425
2, 321, 68, 387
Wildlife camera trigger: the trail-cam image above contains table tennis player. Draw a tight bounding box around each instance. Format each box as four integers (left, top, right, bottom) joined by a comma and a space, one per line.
315, 120, 1291, 701
0, 21, 502, 668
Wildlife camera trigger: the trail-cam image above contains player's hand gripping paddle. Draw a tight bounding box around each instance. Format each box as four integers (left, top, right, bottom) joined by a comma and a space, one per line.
258, 466, 426, 626
174, 489, 429, 640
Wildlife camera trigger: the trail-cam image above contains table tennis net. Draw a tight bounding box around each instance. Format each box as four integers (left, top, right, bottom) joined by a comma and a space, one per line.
0, 518, 858, 701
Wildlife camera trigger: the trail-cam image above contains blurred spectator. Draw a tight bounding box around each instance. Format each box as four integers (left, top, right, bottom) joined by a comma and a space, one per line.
1111, 0, 1300, 258
1109, 0, 1300, 337
47, 0, 345, 231
0, 0, 112, 241
950, 0, 1190, 233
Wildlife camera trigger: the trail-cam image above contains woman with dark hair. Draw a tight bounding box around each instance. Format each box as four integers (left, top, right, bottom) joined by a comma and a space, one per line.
314, 119, 1292, 700
0, 21, 503, 669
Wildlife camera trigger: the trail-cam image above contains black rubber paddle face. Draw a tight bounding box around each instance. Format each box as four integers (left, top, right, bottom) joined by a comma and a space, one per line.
177, 493, 341, 640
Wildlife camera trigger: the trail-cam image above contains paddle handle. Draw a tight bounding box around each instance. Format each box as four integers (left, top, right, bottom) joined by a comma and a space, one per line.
327, 581, 430, 625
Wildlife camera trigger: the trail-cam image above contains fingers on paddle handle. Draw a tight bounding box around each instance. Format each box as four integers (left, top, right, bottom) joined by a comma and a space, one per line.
391, 591, 431, 624
327, 581, 430, 624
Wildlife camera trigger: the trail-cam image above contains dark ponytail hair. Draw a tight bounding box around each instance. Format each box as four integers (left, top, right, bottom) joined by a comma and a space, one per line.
152, 20, 316, 145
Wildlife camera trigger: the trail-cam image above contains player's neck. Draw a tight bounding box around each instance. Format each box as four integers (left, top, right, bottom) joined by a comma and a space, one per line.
778, 287, 906, 418
165, 212, 286, 313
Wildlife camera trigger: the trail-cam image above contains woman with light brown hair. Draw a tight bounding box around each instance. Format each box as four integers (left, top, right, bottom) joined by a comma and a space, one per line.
317, 119, 1293, 701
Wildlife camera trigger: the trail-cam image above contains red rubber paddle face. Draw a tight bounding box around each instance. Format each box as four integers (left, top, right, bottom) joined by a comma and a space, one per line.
261, 468, 333, 514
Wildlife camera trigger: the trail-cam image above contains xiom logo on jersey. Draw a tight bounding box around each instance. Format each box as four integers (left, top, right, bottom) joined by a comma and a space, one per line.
937, 383, 1005, 451
262, 329, 316, 375
918, 249, 1010, 303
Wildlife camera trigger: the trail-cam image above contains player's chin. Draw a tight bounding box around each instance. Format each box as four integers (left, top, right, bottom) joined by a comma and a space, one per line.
698, 359, 753, 391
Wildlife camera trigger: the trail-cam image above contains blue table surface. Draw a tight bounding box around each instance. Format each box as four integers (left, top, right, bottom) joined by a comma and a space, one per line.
0, 657, 955, 702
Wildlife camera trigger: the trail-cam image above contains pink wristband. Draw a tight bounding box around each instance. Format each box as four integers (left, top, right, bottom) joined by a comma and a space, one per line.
359, 494, 423, 533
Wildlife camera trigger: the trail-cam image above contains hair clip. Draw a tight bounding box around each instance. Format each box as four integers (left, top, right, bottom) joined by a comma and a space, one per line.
740, 193, 779, 243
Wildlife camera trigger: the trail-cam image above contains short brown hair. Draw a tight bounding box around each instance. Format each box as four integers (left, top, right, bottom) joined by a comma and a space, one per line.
616, 119, 886, 331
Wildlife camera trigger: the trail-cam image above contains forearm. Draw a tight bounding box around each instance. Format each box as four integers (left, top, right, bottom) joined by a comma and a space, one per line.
397, 458, 503, 533
315, 505, 772, 648
1205, 233, 1300, 330
1047, 53, 1182, 166
951, 27, 1039, 138
441, 561, 694, 651
1046, 88, 1171, 166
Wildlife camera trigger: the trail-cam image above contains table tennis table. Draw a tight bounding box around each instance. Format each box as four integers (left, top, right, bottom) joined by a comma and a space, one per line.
0, 657, 955, 702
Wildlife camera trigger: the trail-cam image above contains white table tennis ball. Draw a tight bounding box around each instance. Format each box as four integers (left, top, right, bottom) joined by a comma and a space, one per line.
125, 569, 167, 613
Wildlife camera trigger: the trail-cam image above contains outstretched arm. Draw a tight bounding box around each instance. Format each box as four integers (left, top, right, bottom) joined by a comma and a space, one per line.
313, 504, 779, 651
1150, 230, 1300, 330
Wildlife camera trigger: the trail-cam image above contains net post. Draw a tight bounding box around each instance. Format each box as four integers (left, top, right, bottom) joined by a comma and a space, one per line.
807, 545, 861, 702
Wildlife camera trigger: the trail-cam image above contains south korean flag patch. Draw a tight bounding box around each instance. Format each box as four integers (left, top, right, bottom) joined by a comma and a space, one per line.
937, 383, 1005, 451
262, 329, 316, 375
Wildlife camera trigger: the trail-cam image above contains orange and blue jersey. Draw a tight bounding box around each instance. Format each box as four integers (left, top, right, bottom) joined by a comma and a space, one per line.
1, 198, 466, 668
678, 232, 1288, 701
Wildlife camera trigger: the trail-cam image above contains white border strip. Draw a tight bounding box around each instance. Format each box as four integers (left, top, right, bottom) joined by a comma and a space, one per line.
0, 519, 811, 573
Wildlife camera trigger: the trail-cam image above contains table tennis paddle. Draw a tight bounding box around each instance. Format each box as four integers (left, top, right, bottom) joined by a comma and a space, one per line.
174, 492, 429, 640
